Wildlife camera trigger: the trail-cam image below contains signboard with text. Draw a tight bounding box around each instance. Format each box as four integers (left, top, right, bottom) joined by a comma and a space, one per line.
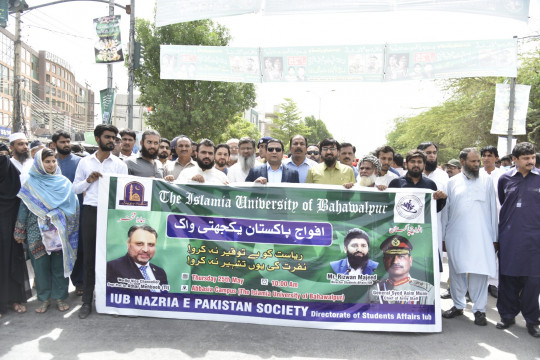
96, 176, 440, 332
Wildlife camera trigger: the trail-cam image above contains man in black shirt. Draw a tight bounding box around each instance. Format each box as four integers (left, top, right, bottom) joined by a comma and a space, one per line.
389, 149, 446, 212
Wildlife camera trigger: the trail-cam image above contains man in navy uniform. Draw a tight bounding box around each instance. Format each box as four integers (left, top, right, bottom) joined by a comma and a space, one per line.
368, 235, 434, 305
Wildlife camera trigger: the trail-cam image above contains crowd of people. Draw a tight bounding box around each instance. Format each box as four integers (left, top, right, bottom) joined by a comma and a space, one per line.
0, 124, 538, 337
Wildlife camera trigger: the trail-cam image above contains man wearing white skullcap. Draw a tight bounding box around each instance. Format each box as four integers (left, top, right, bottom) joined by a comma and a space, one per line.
9, 132, 32, 184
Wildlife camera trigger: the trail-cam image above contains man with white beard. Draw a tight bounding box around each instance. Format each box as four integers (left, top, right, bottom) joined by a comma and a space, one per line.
356, 154, 380, 188
441, 148, 497, 326
226, 138, 239, 166
227, 137, 256, 183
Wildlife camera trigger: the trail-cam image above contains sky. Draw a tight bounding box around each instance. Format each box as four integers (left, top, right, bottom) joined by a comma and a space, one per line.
6, 1, 540, 155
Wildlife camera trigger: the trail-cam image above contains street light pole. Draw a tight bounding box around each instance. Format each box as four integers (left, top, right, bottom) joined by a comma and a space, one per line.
13, 10, 23, 133
127, 0, 134, 129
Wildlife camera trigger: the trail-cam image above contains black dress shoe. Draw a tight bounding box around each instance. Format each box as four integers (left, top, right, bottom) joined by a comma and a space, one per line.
488, 285, 498, 298
440, 290, 452, 299
495, 318, 515, 329
442, 306, 464, 319
526, 323, 540, 338
474, 311, 487, 326
78, 303, 92, 319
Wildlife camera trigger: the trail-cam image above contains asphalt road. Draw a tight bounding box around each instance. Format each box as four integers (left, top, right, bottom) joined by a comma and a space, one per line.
1, 262, 538, 360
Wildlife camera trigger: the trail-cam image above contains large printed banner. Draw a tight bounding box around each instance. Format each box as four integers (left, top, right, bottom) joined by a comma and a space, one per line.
160, 39, 517, 83
156, 0, 529, 27
96, 176, 441, 332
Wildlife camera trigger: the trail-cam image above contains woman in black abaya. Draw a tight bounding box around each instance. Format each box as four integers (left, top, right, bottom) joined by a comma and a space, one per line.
0, 143, 31, 317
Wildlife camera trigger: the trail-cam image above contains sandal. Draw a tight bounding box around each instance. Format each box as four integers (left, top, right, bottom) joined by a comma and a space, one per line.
35, 300, 50, 313
56, 299, 69, 312
12, 303, 27, 313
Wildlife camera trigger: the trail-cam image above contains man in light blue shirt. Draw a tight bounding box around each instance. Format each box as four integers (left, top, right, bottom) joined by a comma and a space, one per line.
283, 135, 317, 183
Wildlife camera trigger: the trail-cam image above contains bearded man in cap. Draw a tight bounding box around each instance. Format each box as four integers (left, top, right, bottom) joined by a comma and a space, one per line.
368, 235, 435, 305
9, 133, 32, 184
356, 154, 380, 188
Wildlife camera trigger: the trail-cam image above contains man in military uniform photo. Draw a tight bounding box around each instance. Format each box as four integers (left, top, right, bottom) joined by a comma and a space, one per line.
368, 235, 435, 305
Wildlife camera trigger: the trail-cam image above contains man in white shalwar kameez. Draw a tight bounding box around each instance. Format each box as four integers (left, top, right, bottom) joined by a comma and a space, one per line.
441, 148, 497, 326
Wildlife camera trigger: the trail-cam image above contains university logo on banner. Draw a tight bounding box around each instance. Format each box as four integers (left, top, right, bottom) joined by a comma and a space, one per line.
393, 193, 425, 224
116, 177, 152, 211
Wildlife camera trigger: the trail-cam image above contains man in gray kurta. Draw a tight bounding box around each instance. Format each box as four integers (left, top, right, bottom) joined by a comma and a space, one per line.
441, 148, 497, 326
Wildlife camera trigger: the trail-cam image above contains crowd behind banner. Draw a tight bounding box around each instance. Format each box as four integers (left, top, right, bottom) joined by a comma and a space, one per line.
0, 125, 538, 337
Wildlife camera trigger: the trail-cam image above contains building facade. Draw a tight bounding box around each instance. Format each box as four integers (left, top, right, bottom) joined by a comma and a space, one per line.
0, 28, 95, 141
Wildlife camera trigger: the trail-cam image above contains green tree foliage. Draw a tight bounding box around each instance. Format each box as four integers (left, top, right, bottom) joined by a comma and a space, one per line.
270, 98, 311, 150
304, 115, 333, 144
214, 114, 261, 144
387, 46, 540, 163
134, 18, 256, 141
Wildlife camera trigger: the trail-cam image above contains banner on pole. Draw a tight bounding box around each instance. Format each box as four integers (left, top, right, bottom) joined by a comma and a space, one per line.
94, 15, 124, 63
96, 176, 441, 332
491, 83, 530, 135
100, 88, 115, 124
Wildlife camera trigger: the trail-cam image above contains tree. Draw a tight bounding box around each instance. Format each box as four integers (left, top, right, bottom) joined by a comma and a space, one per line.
270, 98, 311, 150
214, 114, 261, 144
304, 115, 333, 144
386, 45, 540, 163
134, 18, 256, 141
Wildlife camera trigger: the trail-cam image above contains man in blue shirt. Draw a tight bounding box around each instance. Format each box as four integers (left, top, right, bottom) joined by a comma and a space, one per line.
52, 130, 83, 295
283, 135, 317, 183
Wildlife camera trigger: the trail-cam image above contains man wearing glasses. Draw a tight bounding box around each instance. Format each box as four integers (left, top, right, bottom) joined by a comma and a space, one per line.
245, 139, 299, 184
305, 138, 356, 188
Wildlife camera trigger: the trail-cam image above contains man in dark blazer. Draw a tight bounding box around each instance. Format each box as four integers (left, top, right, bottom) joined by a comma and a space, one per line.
245, 138, 299, 184
107, 224, 168, 292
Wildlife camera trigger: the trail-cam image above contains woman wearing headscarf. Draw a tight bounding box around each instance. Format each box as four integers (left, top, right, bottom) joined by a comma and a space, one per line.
14, 148, 80, 313
0, 143, 31, 317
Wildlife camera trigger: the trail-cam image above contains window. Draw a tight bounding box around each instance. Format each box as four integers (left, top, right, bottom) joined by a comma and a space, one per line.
46, 74, 50, 83
46, 62, 50, 71
52, 65, 56, 73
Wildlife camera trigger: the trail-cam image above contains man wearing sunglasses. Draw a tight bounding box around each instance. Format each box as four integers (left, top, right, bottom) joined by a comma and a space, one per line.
245, 139, 299, 184
307, 144, 321, 163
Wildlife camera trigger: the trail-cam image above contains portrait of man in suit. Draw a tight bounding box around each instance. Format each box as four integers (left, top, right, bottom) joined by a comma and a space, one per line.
330, 228, 378, 275
107, 224, 168, 292
245, 138, 300, 184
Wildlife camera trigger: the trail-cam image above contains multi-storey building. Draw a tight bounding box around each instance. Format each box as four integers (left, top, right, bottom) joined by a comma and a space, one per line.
0, 28, 95, 141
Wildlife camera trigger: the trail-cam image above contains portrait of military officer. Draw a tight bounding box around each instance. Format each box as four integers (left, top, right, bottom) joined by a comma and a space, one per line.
368, 235, 434, 304
107, 225, 168, 292
330, 228, 378, 275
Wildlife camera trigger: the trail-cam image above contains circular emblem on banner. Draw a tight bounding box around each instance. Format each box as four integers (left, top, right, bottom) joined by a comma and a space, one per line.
396, 195, 423, 220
